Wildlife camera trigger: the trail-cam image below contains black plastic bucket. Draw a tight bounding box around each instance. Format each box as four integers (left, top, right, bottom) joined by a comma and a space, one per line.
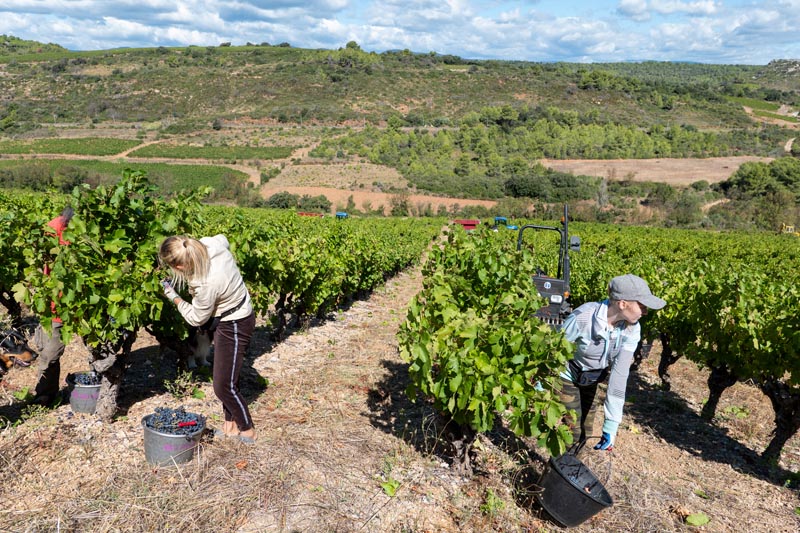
536, 450, 613, 527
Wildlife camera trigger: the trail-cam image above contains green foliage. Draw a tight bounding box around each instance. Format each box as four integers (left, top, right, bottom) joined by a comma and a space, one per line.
128, 144, 293, 160
12, 386, 33, 402
315, 116, 782, 200
0, 34, 67, 56
0, 138, 141, 156
719, 156, 800, 201
0, 105, 17, 131
726, 96, 781, 112
0, 159, 250, 202
643, 183, 678, 207
261, 191, 331, 213
164, 370, 206, 399
685, 513, 711, 526
0, 191, 60, 320
0, 36, 796, 141
479, 488, 505, 517
266, 191, 299, 209
260, 166, 281, 185
380, 478, 400, 497
503, 165, 598, 202
14, 403, 51, 425
13, 169, 208, 348
398, 227, 575, 458
298, 194, 332, 213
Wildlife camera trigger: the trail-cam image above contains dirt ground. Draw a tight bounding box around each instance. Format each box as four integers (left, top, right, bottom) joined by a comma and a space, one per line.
0, 262, 797, 532
539, 156, 774, 186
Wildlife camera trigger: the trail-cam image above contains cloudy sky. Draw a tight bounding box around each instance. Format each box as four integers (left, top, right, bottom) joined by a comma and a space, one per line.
2, 1, 799, 64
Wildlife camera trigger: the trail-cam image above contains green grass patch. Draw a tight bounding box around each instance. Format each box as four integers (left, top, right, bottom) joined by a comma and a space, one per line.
752, 110, 799, 123
726, 96, 781, 112
128, 144, 294, 160
0, 159, 248, 195
0, 138, 141, 156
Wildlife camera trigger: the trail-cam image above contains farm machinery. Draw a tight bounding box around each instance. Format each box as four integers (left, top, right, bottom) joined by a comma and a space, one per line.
516, 205, 580, 328
780, 223, 799, 237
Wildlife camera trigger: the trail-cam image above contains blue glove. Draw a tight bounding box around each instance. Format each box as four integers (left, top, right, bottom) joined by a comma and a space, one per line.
594, 431, 615, 451
160, 279, 179, 301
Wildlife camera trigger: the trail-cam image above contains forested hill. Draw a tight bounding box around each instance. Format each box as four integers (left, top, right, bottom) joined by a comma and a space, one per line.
0, 36, 798, 134
0, 34, 67, 56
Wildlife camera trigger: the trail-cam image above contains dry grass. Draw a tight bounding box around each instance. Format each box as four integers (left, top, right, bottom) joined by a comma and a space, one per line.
541, 156, 774, 186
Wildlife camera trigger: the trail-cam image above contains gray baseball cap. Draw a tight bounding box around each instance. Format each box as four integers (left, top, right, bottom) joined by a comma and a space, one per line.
608, 274, 666, 310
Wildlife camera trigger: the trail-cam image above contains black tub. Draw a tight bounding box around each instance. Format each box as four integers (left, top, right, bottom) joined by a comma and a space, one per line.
536, 449, 613, 527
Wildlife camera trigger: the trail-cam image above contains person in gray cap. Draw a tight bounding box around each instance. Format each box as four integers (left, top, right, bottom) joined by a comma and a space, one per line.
558, 274, 666, 451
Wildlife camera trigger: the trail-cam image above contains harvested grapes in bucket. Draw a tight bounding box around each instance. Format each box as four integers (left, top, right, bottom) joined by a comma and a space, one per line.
145, 406, 206, 435
72, 371, 100, 385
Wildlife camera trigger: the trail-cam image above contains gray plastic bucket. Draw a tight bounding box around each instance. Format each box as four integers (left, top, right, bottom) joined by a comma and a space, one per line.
141, 414, 205, 466
536, 451, 613, 527
66, 372, 101, 414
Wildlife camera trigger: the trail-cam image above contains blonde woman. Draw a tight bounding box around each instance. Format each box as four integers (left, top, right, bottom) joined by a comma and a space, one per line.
159, 235, 256, 443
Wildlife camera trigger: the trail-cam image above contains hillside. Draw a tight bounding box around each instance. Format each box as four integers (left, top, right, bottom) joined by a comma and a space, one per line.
1, 38, 799, 229
0, 38, 798, 132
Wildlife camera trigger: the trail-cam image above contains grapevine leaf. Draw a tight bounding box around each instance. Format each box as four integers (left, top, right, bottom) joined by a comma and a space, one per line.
381, 479, 399, 497
449, 374, 462, 392
12, 282, 28, 304
108, 291, 124, 303
685, 513, 710, 526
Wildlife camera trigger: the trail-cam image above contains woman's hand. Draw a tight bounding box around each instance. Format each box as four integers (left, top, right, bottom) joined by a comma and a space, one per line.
160, 279, 179, 302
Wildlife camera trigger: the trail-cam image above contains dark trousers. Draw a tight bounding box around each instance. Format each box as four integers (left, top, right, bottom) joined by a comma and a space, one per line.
559, 378, 601, 444
212, 313, 256, 431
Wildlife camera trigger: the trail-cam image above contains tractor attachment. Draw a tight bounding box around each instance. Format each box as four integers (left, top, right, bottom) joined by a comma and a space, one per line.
516, 204, 580, 328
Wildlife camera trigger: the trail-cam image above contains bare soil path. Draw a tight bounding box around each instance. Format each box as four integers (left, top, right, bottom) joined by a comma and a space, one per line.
0, 261, 797, 532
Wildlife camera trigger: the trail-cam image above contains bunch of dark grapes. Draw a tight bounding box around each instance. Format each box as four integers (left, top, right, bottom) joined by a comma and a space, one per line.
73, 372, 100, 386
146, 406, 205, 435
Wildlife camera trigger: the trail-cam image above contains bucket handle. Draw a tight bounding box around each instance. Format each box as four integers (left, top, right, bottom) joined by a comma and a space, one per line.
566, 435, 613, 487
566, 435, 595, 458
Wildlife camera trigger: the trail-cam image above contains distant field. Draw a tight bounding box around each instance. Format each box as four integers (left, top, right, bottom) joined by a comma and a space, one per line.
753, 110, 799, 123
0, 158, 249, 194
727, 96, 781, 112
128, 144, 294, 160
0, 126, 782, 212
540, 156, 774, 185
0, 138, 141, 156
728, 96, 799, 125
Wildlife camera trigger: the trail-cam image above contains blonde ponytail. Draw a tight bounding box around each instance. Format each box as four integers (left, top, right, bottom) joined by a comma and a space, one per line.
158, 236, 210, 288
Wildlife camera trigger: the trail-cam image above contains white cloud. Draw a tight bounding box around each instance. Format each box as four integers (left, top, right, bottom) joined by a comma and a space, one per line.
0, 1, 798, 63
618, 0, 719, 21
650, 1, 719, 16
617, 0, 650, 22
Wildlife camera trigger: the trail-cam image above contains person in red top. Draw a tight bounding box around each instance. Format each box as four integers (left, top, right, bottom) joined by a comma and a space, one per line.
32, 207, 73, 406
